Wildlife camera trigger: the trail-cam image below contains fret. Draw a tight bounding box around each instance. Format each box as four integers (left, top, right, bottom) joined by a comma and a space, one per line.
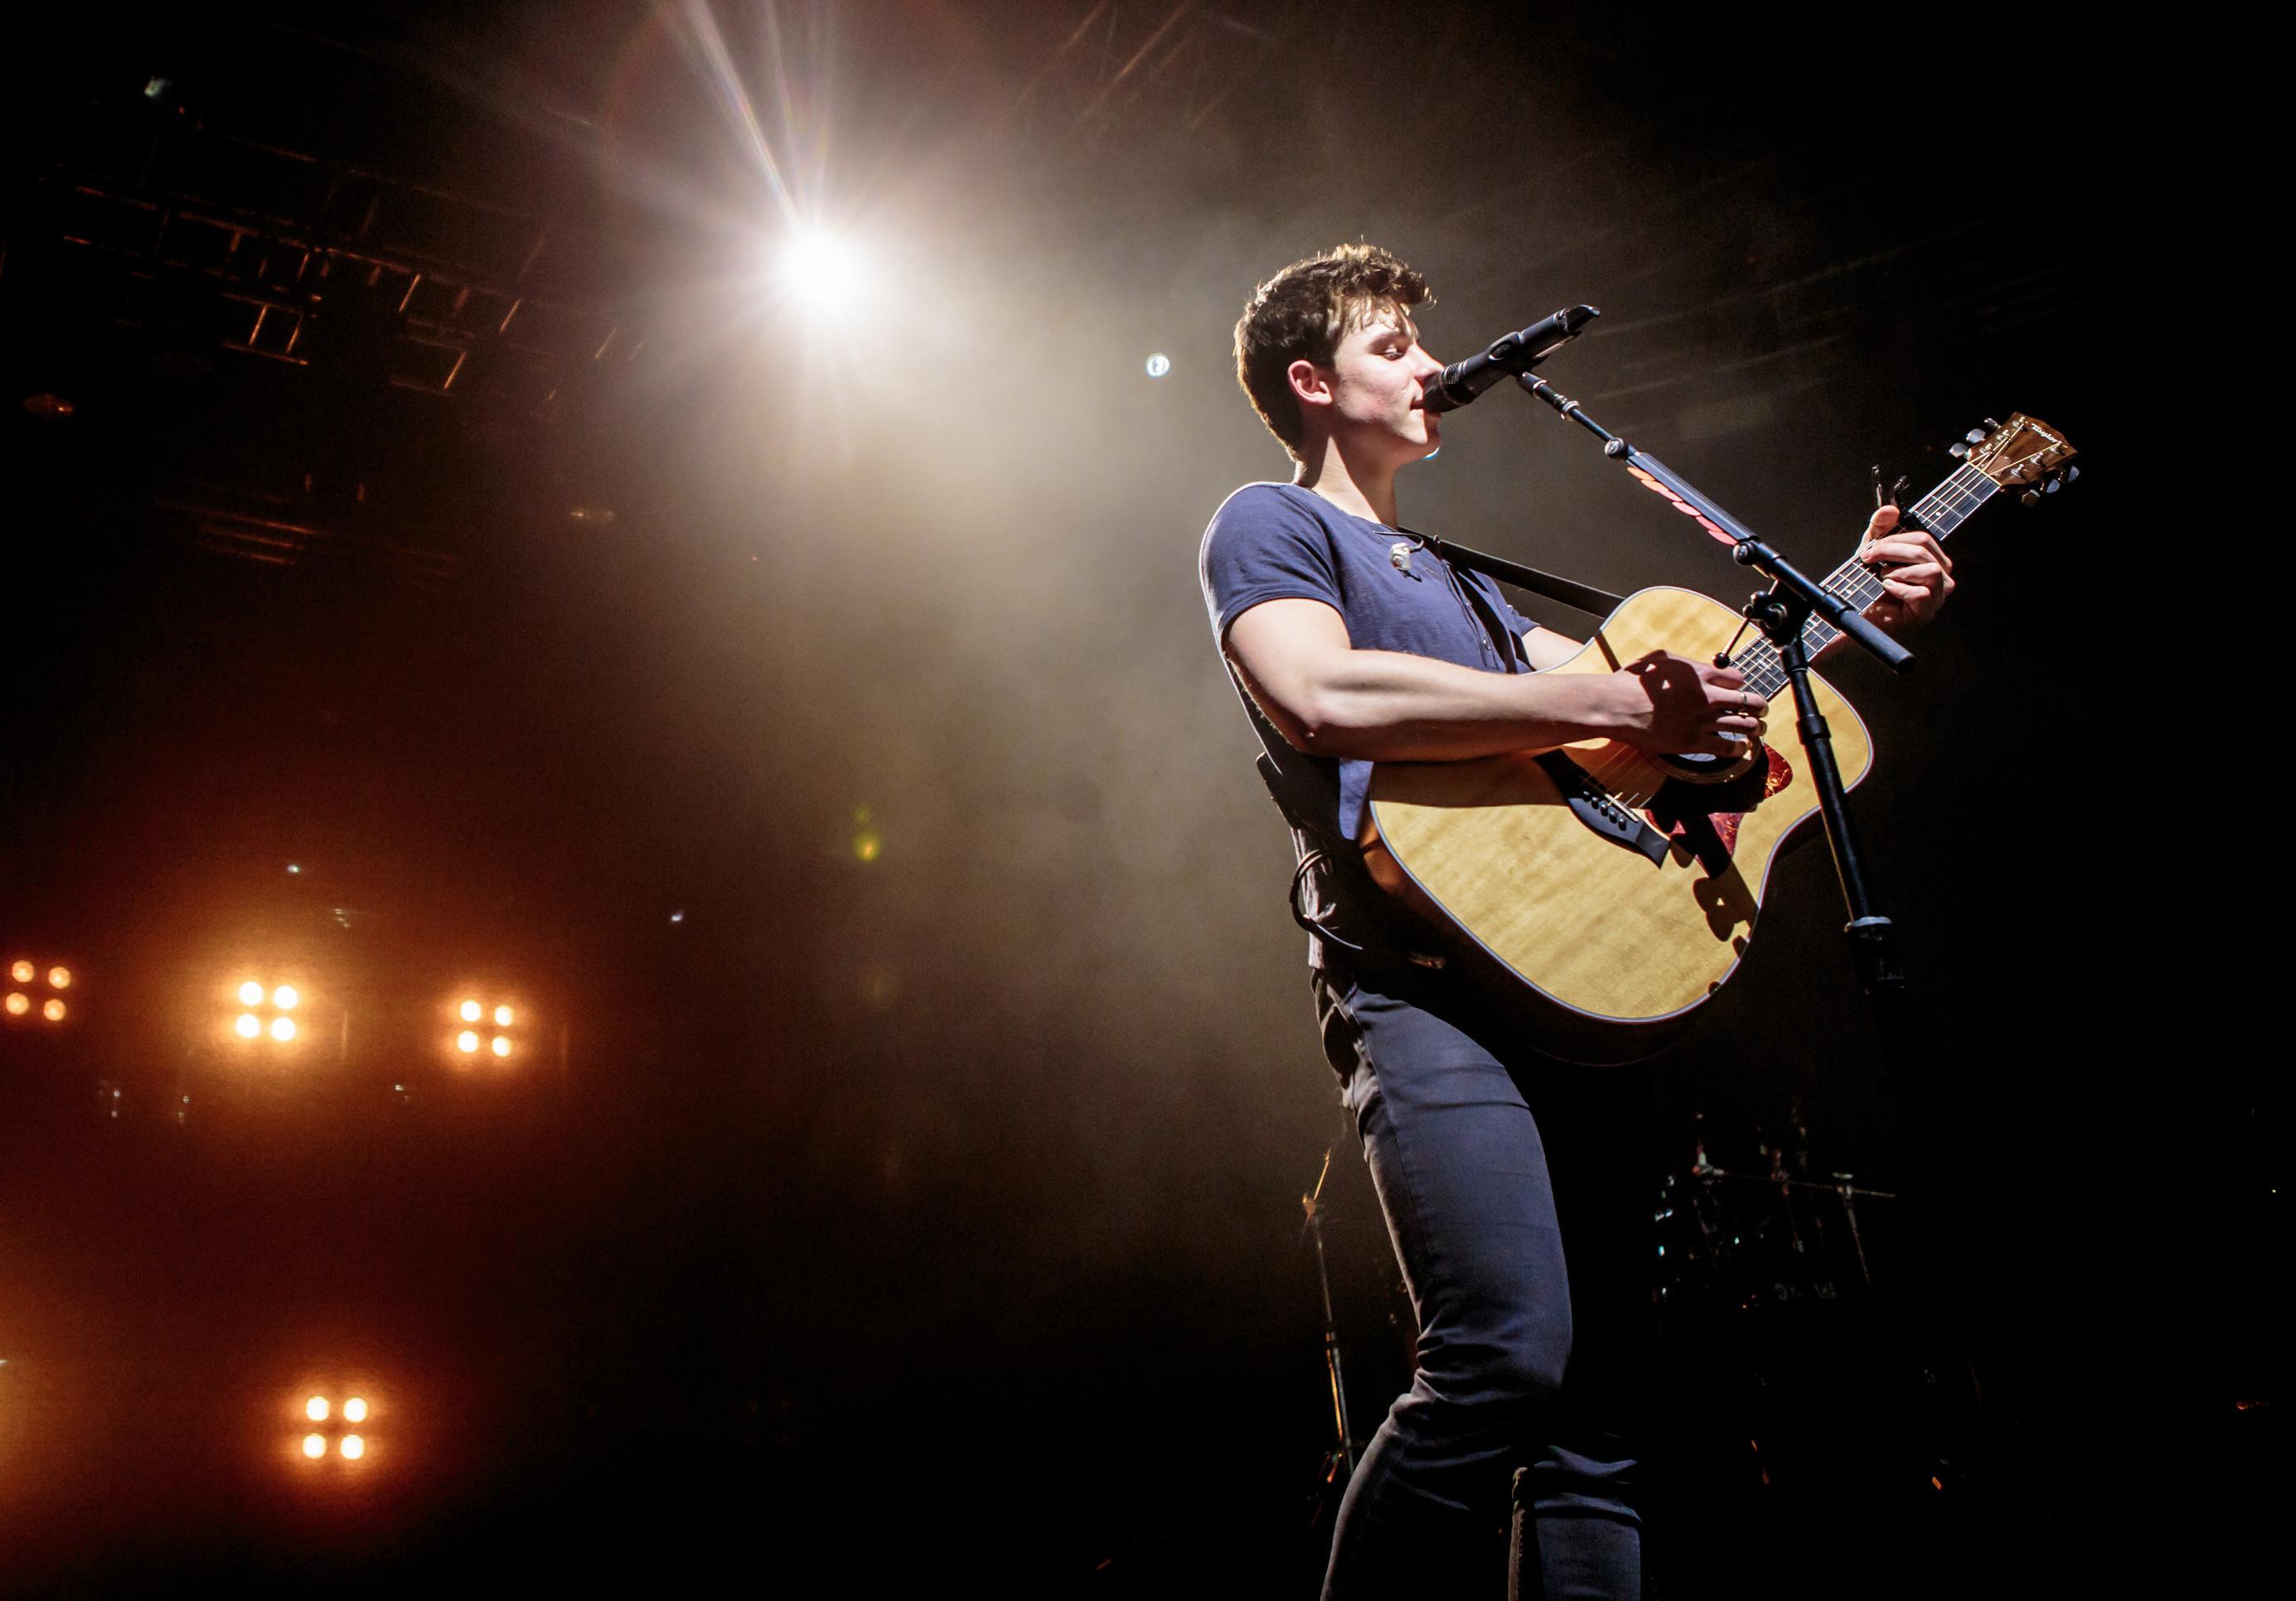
1722, 461, 1999, 689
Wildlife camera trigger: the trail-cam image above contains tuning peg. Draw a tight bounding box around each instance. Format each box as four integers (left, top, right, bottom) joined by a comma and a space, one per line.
1964, 428, 1986, 444
1983, 417, 2002, 431
2020, 488, 2042, 507
2042, 476, 2061, 495
1948, 441, 1969, 459
1891, 475, 1911, 502
2062, 465, 2080, 486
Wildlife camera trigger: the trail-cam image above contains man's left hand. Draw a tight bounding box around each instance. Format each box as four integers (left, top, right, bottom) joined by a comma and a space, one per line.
1857, 504, 1954, 631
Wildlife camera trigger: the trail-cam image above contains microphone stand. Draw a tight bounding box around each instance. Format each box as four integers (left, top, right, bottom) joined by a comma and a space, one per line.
1512, 366, 1918, 1074
1509, 367, 2041, 1536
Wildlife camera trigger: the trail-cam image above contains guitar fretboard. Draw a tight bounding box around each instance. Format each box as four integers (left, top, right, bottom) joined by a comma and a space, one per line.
1730, 461, 1998, 697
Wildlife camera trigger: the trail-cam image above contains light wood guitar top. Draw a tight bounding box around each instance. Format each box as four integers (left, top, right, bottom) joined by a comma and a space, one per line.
1366, 586, 1872, 1036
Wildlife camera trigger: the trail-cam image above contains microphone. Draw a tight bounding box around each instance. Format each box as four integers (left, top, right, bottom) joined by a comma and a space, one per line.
1417, 305, 1599, 414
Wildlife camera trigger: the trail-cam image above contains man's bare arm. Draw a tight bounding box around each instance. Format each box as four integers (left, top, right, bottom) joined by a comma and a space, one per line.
1224, 598, 1763, 764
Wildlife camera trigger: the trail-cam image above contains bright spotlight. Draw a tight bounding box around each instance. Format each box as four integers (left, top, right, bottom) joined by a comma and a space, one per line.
4, 994, 27, 1017
273, 985, 298, 1010
307, 1395, 330, 1422
457, 1031, 480, 1053
303, 1433, 327, 1459
47, 966, 70, 989
238, 980, 264, 1006
42, 1000, 64, 1022
343, 1397, 368, 1424
493, 1005, 513, 1028
777, 226, 867, 316
459, 999, 482, 1023
235, 1013, 262, 1038
491, 1035, 511, 1058
270, 1017, 297, 1042
340, 1434, 365, 1460
1146, 353, 1170, 378
7, 961, 30, 984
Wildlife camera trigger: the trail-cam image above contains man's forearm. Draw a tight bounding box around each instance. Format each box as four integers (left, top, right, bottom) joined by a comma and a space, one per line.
1275, 647, 1627, 762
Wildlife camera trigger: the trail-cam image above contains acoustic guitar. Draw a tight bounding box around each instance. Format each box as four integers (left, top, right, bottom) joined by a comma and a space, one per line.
1361, 414, 2077, 1063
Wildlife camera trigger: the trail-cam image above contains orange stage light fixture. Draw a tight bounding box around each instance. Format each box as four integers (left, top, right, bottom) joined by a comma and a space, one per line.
447, 993, 521, 1065
5, 956, 73, 1026
293, 1389, 379, 1467
225, 974, 309, 1052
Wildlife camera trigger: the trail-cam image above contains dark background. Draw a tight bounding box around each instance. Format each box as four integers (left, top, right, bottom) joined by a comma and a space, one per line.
0, 3, 2256, 1594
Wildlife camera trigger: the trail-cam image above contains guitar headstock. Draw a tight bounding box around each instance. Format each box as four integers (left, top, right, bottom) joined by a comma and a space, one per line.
1950, 413, 2080, 505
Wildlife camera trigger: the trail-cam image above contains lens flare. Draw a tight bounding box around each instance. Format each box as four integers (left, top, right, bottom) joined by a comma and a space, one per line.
4, 994, 26, 1017
42, 999, 64, 1022
235, 1013, 262, 1038
459, 999, 482, 1023
491, 1035, 511, 1057
458, 1031, 480, 1053
47, 966, 70, 989
7, 961, 30, 984
306, 1395, 330, 1422
303, 1433, 327, 1459
777, 226, 871, 317
340, 1434, 365, 1460
238, 980, 264, 1006
343, 1396, 368, 1424
493, 1005, 513, 1027
273, 985, 298, 1010
269, 1017, 297, 1042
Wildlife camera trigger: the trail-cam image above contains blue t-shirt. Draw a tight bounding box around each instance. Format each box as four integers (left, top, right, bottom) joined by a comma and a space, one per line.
1198, 480, 1538, 859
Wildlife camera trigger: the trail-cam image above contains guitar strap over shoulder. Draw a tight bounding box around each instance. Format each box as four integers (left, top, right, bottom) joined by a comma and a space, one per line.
1397, 529, 1626, 621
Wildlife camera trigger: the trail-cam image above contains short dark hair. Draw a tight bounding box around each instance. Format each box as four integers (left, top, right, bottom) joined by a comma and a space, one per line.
1233, 243, 1431, 460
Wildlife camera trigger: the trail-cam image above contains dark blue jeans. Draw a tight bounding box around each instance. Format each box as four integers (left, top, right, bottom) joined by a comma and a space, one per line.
1314, 955, 1650, 1601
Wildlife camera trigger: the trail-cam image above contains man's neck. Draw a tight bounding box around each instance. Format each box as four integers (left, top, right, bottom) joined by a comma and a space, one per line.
1293, 435, 1399, 528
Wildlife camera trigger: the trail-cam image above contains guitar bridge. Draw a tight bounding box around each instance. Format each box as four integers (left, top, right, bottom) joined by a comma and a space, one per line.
1531, 751, 1669, 866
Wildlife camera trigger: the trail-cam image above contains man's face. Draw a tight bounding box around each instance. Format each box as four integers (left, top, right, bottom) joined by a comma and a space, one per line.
1311, 307, 1445, 462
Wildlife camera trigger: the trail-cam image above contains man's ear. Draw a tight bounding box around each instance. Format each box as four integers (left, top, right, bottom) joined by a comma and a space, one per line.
1286, 357, 1333, 413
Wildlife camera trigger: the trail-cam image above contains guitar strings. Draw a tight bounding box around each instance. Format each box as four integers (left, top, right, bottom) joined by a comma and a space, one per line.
1569, 460, 2000, 800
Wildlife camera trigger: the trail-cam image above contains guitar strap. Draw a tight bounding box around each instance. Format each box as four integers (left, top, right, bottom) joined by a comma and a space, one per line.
1396, 529, 1626, 621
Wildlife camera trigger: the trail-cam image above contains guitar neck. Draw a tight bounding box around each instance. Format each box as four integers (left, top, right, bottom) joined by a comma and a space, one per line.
1732, 461, 2000, 695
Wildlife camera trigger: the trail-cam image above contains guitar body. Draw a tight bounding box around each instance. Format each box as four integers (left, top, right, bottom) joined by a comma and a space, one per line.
1365, 586, 1872, 1064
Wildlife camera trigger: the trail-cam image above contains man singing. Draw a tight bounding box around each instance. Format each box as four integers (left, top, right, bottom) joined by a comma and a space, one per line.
1197, 244, 1951, 1598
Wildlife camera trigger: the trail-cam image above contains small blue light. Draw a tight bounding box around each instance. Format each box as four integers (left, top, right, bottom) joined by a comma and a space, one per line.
1145, 353, 1170, 379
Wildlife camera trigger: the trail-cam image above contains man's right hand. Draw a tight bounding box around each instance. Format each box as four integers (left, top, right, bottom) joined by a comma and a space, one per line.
1608, 651, 1767, 757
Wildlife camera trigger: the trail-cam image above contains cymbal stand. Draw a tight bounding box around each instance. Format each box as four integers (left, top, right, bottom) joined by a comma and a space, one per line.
1302, 1140, 1359, 1494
